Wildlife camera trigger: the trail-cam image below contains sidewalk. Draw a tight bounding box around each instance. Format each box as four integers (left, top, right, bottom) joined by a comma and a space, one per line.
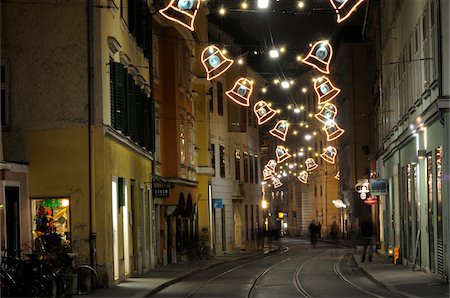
354, 252, 449, 298
87, 245, 278, 298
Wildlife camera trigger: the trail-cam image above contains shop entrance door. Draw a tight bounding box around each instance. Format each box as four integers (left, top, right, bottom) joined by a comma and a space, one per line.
5, 187, 20, 256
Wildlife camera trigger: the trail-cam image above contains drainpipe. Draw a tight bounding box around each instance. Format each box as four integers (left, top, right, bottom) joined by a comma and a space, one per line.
87, 0, 97, 269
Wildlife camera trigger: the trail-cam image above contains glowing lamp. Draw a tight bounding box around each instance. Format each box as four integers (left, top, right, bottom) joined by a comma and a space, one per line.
324, 122, 345, 141
305, 158, 318, 172
258, 0, 270, 9
262, 199, 268, 209
159, 0, 201, 31
301, 40, 333, 74
226, 78, 253, 106
254, 100, 277, 125
201, 45, 234, 80
269, 120, 289, 141
297, 171, 308, 184
315, 103, 338, 125
314, 76, 341, 105
328, 0, 366, 23
320, 146, 337, 164
265, 159, 277, 173
276, 146, 292, 164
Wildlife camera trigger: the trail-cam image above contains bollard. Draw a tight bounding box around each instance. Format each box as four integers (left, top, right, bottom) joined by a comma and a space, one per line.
393, 247, 399, 264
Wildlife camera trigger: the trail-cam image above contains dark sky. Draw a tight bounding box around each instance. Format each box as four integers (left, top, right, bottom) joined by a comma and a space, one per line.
208, 0, 367, 79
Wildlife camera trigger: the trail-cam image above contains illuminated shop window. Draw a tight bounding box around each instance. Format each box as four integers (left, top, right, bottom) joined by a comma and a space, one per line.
31, 197, 71, 252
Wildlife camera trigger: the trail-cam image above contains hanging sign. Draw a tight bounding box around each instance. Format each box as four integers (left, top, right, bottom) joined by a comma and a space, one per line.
370, 179, 387, 196
364, 196, 378, 205
153, 187, 170, 198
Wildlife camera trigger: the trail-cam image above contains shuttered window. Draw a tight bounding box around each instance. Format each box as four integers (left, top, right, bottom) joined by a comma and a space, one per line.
110, 61, 154, 151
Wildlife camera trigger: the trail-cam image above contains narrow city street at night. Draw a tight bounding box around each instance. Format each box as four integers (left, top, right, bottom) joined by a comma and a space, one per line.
1, 0, 450, 297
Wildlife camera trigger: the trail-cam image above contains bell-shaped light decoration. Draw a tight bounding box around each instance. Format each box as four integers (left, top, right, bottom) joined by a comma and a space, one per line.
324, 122, 345, 141
301, 40, 333, 74
201, 45, 234, 80
272, 178, 283, 188
226, 78, 253, 106
269, 120, 289, 141
305, 158, 318, 172
297, 171, 308, 184
265, 159, 277, 173
314, 76, 341, 105
329, 0, 365, 23
263, 168, 274, 180
334, 171, 341, 181
315, 103, 338, 125
320, 146, 338, 164
159, 0, 201, 31
276, 146, 291, 163
254, 100, 277, 125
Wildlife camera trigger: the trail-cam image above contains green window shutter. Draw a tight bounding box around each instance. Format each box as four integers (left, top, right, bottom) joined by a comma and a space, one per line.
143, 8, 151, 58
126, 76, 136, 138
118, 177, 125, 207
110, 60, 116, 128
149, 100, 155, 152
135, 88, 144, 145
123, 73, 131, 136
114, 62, 125, 132
143, 95, 151, 150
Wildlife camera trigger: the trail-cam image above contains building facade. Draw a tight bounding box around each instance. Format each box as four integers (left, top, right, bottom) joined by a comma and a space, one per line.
365, 0, 449, 280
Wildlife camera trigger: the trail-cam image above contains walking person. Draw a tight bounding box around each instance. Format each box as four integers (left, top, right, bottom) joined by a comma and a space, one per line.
309, 220, 318, 248
360, 217, 374, 262
331, 220, 339, 244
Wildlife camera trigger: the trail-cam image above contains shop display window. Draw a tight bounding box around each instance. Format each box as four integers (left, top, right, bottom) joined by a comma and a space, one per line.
31, 197, 71, 253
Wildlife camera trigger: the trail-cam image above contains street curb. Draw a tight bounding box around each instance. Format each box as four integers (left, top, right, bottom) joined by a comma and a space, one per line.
145, 246, 280, 297
351, 254, 412, 298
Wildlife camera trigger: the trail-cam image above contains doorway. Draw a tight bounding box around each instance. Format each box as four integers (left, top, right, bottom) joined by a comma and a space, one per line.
5, 187, 20, 256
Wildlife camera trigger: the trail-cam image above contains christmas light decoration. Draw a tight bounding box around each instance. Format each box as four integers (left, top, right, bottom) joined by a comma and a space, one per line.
301, 40, 333, 74
269, 120, 289, 141
305, 158, 318, 172
159, 0, 201, 31
320, 146, 337, 164
225, 78, 253, 106
201, 45, 234, 80
265, 159, 277, 173
297, 171, 308, 184
324, 122, 345, 141
334, 171, 340, 180
314, 76, 341, 105
254, 100, 277, 125
263, 168, 274, 180
315, 103, 338, 125
328, 0, 366, 23
273, 177, 283, 188
276, 146, 291, 163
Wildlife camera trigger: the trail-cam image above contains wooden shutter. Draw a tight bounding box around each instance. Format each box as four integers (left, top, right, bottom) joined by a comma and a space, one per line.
126, 74, 136, 138
135, 87, 144, 145
114, 62, 125, 131
110, 60, 116, 128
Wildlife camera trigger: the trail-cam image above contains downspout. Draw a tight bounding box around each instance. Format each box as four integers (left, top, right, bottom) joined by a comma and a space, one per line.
87, 0, 97, 269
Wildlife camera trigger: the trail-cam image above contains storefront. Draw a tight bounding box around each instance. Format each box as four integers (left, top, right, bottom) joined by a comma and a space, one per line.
31, 196, 71, 253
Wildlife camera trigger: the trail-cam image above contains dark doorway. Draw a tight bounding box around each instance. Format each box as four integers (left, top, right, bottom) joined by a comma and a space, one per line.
5, 187, 20, 256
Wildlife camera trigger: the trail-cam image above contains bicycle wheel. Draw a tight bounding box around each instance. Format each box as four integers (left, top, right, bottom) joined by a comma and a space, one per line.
73, 264, 98, 294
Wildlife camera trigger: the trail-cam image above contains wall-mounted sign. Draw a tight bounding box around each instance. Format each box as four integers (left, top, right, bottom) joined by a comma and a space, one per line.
213, 198, 223, 209
153, 187, 169, 198
355, 179, 370, 193
370, 179, 387, 195
364, 197, 378, 205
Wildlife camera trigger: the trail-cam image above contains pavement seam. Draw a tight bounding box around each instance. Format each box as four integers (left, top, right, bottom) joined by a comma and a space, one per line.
144, 246, 280, 297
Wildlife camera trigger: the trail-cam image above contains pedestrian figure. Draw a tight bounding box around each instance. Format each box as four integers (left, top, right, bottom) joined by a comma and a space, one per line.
309, 220, 318, 248
331, 221, 339, 244
317, 222, 322, 239
360, 217, 374, 262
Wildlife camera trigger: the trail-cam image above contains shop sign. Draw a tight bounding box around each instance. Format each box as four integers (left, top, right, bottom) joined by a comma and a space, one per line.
355, 179, 370, 193
153, 187, 169, 198
370, 179, 387, 195
213, 198, 223, 208
363, 197, 378, 205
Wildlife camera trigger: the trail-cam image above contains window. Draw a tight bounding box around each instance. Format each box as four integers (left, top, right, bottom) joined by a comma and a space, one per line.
243, 152, 249, 183
249, 155, 254, 183
188, 114, 195, 167
209, 87, 213, 113
110, 60, 153, 149
155, 105, 161, 163
235, 150, 241, 181
217, 82, 224, 116
314, 186, 317, 197
180, 110, 186, 165
219, 145, 226, 178
152, 32, 159, 79
244, 205, 248, 241
254, 155, 259, 184
211, 143, 216, 174
178, 41, 183, 87
422, 10, 430, 87
128, 0, 151, 58
1, 60, 10, 129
